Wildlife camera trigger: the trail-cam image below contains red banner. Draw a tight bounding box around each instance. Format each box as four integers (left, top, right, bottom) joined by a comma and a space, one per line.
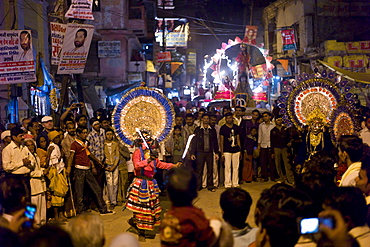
157, 52, 171, 62
281, 29, 297, 51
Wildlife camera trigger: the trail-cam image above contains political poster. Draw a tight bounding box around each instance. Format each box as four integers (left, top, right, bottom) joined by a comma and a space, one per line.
65, 0, 94, 20
281, 29, 297, 51
98, 41, 121, 58
57, 23, 94, 74
50, 22, 67, 65
0, 30, 36, 84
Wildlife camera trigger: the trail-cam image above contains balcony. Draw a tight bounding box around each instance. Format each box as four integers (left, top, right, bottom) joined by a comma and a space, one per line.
128, 6, 147, 38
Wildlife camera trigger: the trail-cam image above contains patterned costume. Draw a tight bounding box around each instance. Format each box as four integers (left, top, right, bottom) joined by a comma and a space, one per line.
126, 146, 174, 230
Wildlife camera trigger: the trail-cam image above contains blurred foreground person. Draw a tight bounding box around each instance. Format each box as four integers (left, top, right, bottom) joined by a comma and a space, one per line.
160, 167, 233, 247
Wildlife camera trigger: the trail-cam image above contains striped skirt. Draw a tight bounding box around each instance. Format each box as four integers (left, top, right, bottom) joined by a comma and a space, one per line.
126, 176, 161, 230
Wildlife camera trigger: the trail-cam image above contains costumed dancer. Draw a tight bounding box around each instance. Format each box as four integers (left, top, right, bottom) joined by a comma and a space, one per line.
295, 108, 334, 173
126, 130, 181, 242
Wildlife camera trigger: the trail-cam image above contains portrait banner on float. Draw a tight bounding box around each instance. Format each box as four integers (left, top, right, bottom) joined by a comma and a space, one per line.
57, 23, 94, 74
50, 22, 67, 65
0, 30, 36, 84
244, 25, 258, 45
65, 0, 94, 20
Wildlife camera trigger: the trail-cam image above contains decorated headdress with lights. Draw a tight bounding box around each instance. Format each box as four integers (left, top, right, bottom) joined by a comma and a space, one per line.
112, 86, 175, 146
305, 108, 327, 126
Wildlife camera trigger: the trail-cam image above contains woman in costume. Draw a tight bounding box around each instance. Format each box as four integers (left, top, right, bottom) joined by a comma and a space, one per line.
126, 130, 181, 242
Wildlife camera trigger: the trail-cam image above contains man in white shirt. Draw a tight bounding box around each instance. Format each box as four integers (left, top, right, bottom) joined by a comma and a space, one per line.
338, 135, 364, 187
2, 127, 33, 198
257, 112, 275, 182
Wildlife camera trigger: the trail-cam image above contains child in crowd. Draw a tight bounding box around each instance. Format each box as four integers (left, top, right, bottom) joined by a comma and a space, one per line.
46, 131, 68, 222
160, 167, 232, 246
104, 128, 120, 210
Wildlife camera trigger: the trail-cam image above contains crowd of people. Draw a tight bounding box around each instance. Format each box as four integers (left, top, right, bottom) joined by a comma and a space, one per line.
0, 100, 370, 247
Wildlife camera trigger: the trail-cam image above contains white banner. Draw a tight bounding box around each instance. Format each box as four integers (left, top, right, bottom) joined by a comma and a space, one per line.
50, 22, 66, 65
65, 0, 94, 20
0, 30, 36, 84
57, 23, 94, 74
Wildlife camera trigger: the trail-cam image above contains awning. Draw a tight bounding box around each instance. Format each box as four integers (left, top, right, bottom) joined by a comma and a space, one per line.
318, 60, 370, 84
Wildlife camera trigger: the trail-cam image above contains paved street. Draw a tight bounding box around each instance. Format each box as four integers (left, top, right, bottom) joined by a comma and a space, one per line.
100, 181, 275, 246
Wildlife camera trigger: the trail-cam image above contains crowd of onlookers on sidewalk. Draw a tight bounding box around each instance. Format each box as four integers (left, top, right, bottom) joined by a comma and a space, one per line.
0, 99, 370, 246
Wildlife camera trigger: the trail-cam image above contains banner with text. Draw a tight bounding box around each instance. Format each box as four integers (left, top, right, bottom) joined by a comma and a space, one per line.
57, 23, 94, 74
65, 0, 94, 20
50, 22, 67, 65
0, 30, 36, 84
281, 29, 297, 51
98, 41, 121, 58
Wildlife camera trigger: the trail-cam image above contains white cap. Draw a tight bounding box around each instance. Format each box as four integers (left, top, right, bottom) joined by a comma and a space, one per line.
1, 130, 11, 140
41, 116, 53, 123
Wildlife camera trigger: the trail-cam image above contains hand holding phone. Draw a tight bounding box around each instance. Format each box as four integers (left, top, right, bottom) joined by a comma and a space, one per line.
299, 217, 334, 235
22, 204, 37, 228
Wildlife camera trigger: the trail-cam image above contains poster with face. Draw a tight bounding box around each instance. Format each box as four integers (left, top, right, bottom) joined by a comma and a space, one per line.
0, 30, 36, 84
57, 23, 94, 74
244, 25, 258, 45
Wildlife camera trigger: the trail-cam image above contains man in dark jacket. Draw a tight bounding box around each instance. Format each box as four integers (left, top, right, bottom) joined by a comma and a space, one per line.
191, 113, 219, 192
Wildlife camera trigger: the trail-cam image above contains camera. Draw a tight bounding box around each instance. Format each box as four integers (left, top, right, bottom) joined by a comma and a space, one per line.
299, 217, 334, 235
23, 204, 37, 228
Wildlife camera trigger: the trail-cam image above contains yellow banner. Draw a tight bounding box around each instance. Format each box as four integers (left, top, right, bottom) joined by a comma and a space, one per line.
325, 56, 343, 67
343, 55, 368, 68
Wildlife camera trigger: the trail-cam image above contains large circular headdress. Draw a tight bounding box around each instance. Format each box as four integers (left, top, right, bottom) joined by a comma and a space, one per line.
287, 78, 341, 128
330, 105, 355, 143
112, 86, 175, 146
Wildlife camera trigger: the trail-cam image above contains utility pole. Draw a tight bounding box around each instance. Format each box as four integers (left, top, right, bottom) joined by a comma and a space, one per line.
161, 0, 166, 90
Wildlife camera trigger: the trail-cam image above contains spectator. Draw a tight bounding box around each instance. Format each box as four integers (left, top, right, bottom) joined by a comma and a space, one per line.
271, 116, 294, 184
100, 117, 112, 131
220, 113, 241, 188
174, 115, 184, 127
233, 106, 245, 126
0, 177, 29, 233
76, 114, 88, 128
65, 213, 105, 247
359, 115, 370, 146
103, 128, 120, 210
87, 118, 106, 200
1, 130, 11, 146
109, 233, 140, 247
117, 142, 130, 206
338, 135, 364, 186
61, 123, 76, 161
160, 167, 231, 246
257, 112, 276, 182
38, 116, 54, 143
242, 126, 258, 182
2, 127, 33, 193
165, 125, 185, 163
24, 224, 74, 247
220, 188, 258, 247
67, 126, 114, 216
323, 187, 370, 247
183, 113, 197, 143
24, 138, 46, 226
194, 108, 206, 126
355, 158, 370, 226
46, 131, 68, 222
209, 114, 222, 187
191, 113, 219, 192
36, 135, 49, 168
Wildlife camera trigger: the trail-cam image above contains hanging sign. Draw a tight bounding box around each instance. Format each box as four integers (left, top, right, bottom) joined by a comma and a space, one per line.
57, 23, 94, 74
65, 0, 94, 20
50, 22, 67, 65
0, 30, 36, 84
281, 29, 297, 51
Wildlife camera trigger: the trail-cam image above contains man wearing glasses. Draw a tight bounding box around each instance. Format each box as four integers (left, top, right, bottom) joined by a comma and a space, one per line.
67, 127, 115, 215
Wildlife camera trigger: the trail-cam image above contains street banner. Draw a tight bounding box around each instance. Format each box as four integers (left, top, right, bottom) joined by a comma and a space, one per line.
281, 29, 297, 51
50, 22, 67, 65
155, 23, 189, 47
65, 0, 94, 20
157, 51, 171, 62
57, 23, 94, 74
98, 41, 121, 58
244, 25, 258, 45
0, 30, 36, 84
